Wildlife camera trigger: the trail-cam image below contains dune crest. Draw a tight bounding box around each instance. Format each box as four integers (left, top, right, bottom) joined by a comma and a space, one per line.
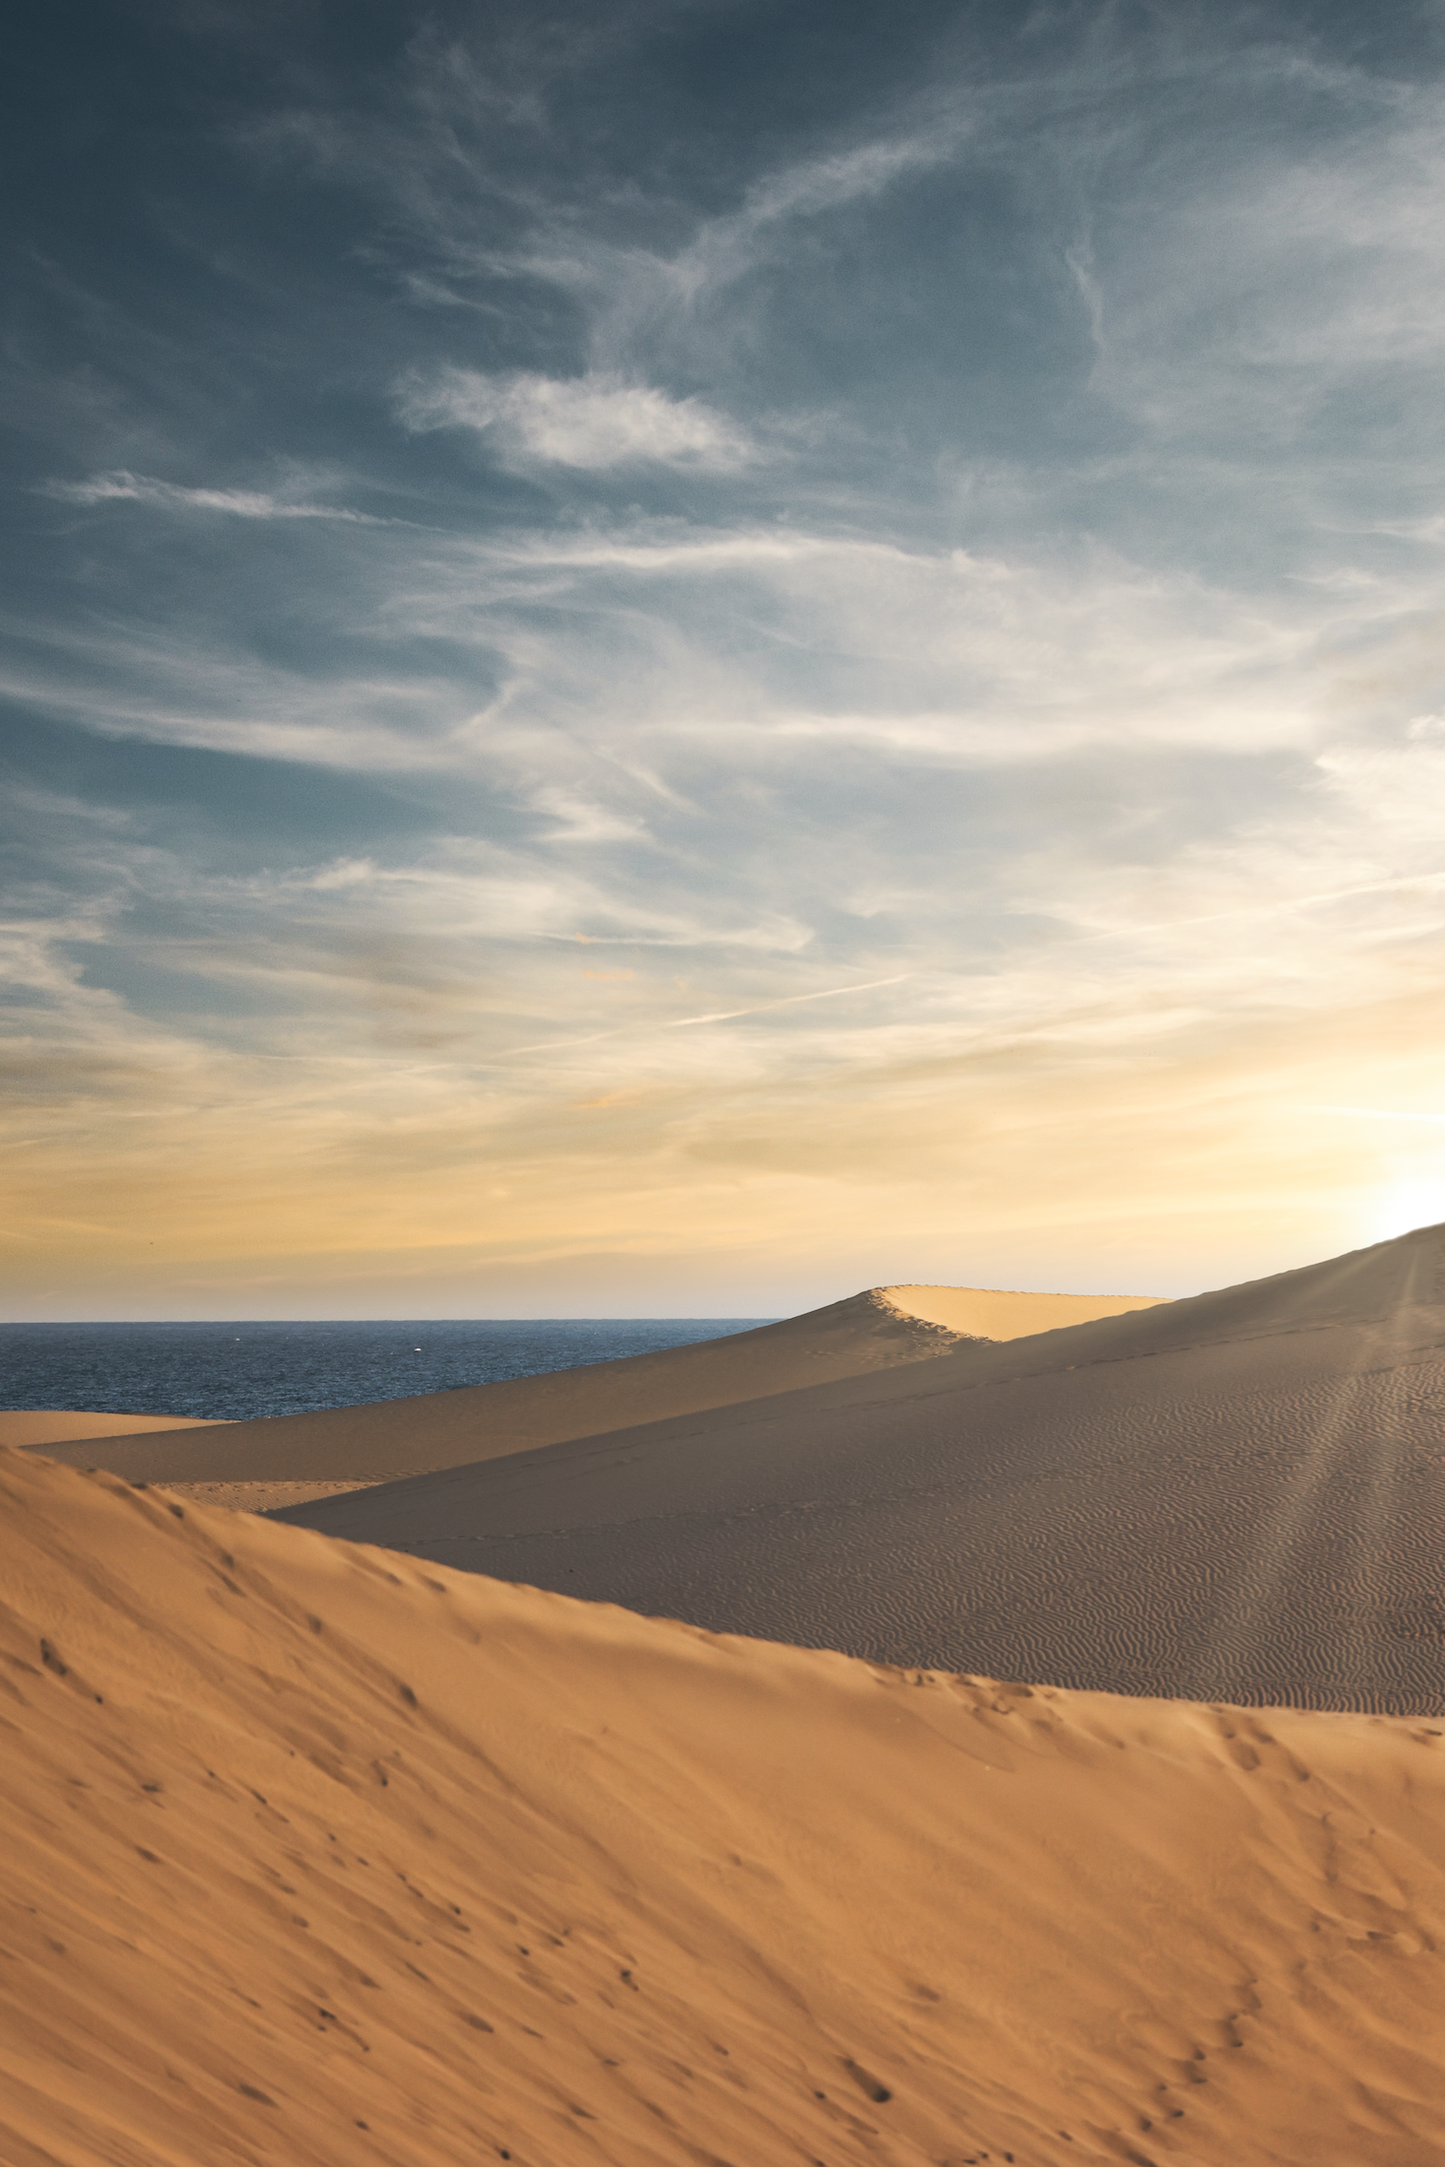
3, 1445, 1445, 2166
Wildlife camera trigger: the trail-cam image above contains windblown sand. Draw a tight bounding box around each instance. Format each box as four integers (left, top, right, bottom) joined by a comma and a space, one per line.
164, 1477, 383, 1512
5, 1444, 1445, 2167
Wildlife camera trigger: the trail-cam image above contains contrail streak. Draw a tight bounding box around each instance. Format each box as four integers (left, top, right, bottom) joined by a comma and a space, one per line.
666, 974, 912, 1028
494, 974, 912, 1060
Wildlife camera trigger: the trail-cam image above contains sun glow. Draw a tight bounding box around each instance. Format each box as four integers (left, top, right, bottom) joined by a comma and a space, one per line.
1364, 1168, 1445, 1246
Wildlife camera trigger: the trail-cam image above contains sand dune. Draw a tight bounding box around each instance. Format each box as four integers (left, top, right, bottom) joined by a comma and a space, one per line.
6, 1444, 1445, 2167
278, 1223, 1445, 1714
0, 1410, 227, 1450
30, 1285, 1164, 1513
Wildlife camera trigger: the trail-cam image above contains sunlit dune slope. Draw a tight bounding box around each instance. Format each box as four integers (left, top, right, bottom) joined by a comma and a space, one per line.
6, 1447, 1445, 2167
0, 1411, 227, 1450
31, 1286, 1159, 1508
281, 1224, 1445, 1713
881, 1284, 1169, 1338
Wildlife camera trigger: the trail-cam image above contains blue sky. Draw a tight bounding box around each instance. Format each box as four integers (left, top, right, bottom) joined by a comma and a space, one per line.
7, 1, 1445, 1317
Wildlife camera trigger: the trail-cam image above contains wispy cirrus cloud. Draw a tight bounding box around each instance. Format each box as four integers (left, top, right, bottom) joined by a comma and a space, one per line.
40, 472, 391, 522
396, 369, 755, 471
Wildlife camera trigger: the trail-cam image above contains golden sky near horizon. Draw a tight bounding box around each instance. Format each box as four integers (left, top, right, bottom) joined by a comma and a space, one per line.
8, 952, 1445, 1316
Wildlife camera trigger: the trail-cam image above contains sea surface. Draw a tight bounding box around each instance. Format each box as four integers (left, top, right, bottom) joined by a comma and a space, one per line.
0, 1319, 776, 1424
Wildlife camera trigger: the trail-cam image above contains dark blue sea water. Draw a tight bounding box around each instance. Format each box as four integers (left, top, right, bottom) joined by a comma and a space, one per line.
0, 1319, 776, 1424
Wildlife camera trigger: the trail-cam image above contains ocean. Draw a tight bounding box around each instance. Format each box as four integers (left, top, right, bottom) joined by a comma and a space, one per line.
0, 1318, 776, 1424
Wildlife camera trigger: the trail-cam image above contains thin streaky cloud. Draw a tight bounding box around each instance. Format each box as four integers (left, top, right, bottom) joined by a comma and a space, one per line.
493, 977, 913, 1062
666, 975, 914, 1029
40, 473, 395, 524
507, 110, 978, 323
700, 115, 974, 259
1070, 874, 1445, 942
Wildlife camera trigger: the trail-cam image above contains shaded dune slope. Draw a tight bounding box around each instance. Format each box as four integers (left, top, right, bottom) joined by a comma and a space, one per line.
6, 1448, 1445, 2166
281, 1226, 1445, 1714
31, 1285, 1162, 1498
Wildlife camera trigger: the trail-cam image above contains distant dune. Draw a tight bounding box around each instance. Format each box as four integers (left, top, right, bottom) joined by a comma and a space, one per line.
0, 1409, 228, 1449
5, 1445, 1445, 2167
27, 1283, 1164, 1512
274, 1224, 1445, 1714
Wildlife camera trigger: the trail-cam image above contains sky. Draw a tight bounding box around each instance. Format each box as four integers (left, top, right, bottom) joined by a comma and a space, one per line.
6, 0, 1445, 1319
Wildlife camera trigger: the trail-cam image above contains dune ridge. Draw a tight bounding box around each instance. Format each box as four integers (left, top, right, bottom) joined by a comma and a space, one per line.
5, 1444, 1445, 2166
28, 1284, 1165, 1513
277, 1224, 1445, 1714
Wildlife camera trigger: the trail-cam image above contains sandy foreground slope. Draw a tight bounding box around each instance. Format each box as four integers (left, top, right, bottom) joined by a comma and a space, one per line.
24, 1285, 1165, 1513
276, 1224, 1445, 1713
5, 1445, 1445, 2167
